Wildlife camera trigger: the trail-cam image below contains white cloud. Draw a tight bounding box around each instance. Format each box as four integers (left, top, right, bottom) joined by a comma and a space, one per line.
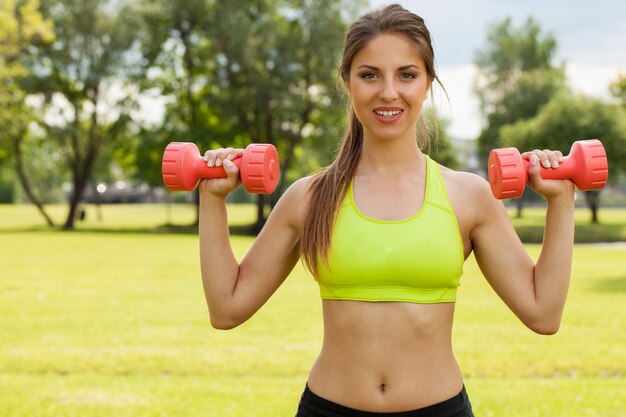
566, 62, 624, 99
428, 65, 481, 139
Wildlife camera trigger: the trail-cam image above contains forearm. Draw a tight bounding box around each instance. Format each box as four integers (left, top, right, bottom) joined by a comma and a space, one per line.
198, 192, 240, 326
533, 191, 575, 328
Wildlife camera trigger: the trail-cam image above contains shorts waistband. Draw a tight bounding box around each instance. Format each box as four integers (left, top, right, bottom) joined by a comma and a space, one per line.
296, 384, 473, 417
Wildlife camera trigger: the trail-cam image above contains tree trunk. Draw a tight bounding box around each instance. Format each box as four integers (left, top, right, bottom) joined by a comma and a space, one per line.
12, 134, 56, 227
515, 195, 524, 218
585, 190, 600, 224
254, 193, 266, 234
63, 103, 99, 230
63, 160, 93, 230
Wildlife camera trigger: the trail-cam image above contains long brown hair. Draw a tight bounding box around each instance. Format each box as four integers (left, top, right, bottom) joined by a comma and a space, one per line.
300, 4, 443, 277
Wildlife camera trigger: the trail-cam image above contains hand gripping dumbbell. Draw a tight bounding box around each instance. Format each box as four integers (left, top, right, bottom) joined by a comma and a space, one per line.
488, 139, 608, 199
161, 142, 280, 194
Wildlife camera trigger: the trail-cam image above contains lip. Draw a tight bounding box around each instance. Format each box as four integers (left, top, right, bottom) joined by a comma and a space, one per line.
372, 107, 404, 123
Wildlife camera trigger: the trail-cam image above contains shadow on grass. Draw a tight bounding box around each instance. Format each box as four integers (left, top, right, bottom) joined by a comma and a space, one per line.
516, 224, 626, 243
0, 223, 260, 236
152, 223, 259, 236
594, 276, 626, 293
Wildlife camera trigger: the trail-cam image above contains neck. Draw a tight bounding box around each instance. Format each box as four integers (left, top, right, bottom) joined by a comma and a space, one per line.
357, 133, 424, 176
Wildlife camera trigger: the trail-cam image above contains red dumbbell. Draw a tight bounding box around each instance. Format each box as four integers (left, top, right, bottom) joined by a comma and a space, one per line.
488, 139, 608, 199
161, 142, 280, 194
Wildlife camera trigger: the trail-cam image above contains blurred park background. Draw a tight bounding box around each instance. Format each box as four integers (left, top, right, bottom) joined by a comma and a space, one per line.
1, 0, 625, 416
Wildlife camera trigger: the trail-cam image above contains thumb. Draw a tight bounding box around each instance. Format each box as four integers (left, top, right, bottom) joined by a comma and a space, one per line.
222, 159, 240, 180
527, 154, 544, 188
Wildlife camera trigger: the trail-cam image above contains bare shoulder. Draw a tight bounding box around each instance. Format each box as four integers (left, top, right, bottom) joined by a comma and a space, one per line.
438, 165, 493, 202
278, 175, 315, 208
283, 175, 315, 198
437, 165, 505, 235
271, 175, 315, 232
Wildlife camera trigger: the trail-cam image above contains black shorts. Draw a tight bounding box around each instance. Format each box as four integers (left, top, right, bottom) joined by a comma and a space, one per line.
295, 384, 474, 417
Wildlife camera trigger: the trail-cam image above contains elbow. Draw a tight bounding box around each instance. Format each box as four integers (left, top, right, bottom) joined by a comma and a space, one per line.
210, 316, 239, 330
209, 309, 246, 330
526, 317, 561, 335
531, 323, 560, 335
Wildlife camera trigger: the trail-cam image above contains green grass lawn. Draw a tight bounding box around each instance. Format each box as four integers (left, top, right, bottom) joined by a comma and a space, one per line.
1, 204, 625, 416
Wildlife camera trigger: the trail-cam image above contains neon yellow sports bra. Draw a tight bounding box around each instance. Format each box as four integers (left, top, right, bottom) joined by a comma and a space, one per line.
316, 155, 465, 304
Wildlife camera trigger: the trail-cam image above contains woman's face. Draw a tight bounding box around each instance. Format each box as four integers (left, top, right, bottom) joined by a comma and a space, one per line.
345, 33, 431, 143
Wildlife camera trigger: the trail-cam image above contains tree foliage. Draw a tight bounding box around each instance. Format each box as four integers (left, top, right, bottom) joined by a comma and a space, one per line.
474, 17, 565, 168
4, 0, 459, 232
0, 0, 55, 218
610, 73, 626, 106
20, 0, 140, 229
423, 108, 458, 169
135, 0, 364, 230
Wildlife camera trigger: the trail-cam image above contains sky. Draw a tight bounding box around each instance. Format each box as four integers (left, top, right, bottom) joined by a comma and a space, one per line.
367, 0, 626, 139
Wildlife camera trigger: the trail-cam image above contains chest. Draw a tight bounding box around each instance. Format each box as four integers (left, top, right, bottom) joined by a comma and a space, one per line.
352, 175, 426, 221
324, 201, 464, 290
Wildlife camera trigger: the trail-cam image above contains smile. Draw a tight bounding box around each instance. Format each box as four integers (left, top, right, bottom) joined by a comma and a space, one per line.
374, 110, 402, 118
372, 108, 403, 123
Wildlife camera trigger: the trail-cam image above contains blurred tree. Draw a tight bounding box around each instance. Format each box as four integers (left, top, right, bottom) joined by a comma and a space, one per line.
209, 0, 357, 231
473, 16, 566, 216
610, 73, 626, 106
132, 0, 223, 225
474, 17, 565, 158
0, 0, 55, 223
136, 0, 363, 231
500, 92, 626, 223
423, 108, 458, 169
19, 0, 140, 229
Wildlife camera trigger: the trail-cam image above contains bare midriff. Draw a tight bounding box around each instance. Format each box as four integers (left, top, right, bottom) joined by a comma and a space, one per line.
306, 300, 463, 413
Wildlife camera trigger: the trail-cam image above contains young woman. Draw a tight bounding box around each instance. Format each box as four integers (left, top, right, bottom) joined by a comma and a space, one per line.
197, 4, 575, 417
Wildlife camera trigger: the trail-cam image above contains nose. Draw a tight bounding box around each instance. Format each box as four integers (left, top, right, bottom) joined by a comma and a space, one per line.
379, 79, 399, 102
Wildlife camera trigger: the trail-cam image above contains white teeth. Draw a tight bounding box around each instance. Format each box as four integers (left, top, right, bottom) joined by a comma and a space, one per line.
375, 110, 401, 117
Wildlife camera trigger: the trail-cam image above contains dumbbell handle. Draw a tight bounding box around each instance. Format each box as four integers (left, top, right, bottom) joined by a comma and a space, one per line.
515, 152, 579, 180
193, 154, 243, 180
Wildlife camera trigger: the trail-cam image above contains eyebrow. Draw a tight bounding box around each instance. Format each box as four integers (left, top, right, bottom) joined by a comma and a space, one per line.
357, 64, 421, 71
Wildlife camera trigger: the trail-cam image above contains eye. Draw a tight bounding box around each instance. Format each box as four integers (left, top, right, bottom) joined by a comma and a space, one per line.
359, 72, 378, 80
399, 72, 417, 79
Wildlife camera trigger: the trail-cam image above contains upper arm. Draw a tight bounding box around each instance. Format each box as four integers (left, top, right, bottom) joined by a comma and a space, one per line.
230, 177, 311, 323
465, 175, 539, 324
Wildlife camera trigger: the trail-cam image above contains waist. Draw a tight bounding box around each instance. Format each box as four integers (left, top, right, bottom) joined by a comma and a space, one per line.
308, 345, 463, 412
300, 382, 470, 415
311, 300, 459, 404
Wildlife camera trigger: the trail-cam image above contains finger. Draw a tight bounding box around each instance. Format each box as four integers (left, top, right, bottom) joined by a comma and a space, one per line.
542, 149, 560, 169
203, 149, 223, 167
212, 148, 230, 167
215, 148, 243, 167
527, 153, 544, 187
220, 148, 244, 166
225, 148, 245, 160
527, 149, 551, 169
554, 150, 564, 162
222, 158, 240, 180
